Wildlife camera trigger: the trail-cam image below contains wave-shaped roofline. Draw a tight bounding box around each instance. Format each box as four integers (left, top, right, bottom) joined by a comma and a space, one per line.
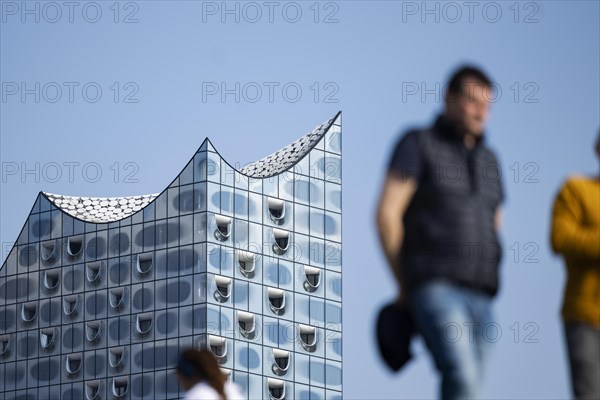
38, 111, 341, 224
1, 112, 341, 267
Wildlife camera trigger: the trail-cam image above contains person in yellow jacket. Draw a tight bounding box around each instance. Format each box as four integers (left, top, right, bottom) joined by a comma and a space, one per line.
551, 132, 600, 400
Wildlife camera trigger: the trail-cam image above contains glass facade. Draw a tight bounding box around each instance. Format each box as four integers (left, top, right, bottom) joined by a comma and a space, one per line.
0, 113, 342, 399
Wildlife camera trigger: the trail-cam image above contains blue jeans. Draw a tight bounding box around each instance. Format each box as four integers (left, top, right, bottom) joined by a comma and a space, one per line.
408, 280, 495, 400
564, 320, 600, 400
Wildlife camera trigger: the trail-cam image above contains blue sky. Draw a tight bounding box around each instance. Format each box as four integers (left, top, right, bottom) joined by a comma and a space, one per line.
1, 1, 599, 398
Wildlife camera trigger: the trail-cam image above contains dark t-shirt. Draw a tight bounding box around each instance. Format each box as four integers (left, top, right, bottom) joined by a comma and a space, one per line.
387, 131, 422, 182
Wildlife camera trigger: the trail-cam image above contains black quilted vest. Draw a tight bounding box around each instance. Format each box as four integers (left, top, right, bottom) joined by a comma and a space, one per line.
400, 117, 504, 297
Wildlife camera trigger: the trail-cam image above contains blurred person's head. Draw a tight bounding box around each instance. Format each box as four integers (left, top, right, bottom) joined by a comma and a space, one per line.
595, 129, 600, 160
444, 65, 493, 137
177, 348, 228, 399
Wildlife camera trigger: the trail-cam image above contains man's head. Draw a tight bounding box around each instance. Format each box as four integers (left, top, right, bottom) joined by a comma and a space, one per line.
595, 129, 600, 160
444, 65, 493, 136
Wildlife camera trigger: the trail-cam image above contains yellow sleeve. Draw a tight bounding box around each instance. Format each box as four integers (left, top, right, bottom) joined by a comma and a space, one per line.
551, 180, 600, 259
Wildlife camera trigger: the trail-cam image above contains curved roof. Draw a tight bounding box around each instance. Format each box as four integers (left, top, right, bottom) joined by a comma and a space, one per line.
43, 193, 159, 223
42, 112, 340, 223
240, 113, 338, 177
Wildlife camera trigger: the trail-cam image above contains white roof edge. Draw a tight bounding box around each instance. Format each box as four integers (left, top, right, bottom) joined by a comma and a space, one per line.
43, 192, 159, 224
240, 114, 338, 178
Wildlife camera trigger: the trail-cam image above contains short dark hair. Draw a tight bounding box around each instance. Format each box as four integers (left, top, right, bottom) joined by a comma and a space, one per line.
446, 65, 492, 96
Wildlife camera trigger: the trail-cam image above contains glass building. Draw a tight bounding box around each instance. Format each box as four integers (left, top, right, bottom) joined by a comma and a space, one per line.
0, 112, 342, 400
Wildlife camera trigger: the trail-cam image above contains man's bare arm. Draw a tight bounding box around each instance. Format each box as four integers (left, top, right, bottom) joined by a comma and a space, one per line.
494, 207, 502, 233
376, 174, 418, 294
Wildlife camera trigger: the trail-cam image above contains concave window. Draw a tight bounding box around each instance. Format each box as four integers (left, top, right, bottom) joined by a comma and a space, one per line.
86, 262, 102, 285
268, 287, 285, 315
40, 327, 56, 349
136, 253, 153, 275
272, 349, 290, 376
0, 335, 10, 357
303, 265, 321, 292
44, 269, 60, 291
63, 295, 78, 317
109, 288, 125, 310
237, 250, 256, 277
67, 236, 83, 257
136, 313, 153, 335
272, 228, 289, 255
109, 347, 125, 369
21, 302, 37, 323
299, 324, 317, 352
112, 377, 129, 399
85, 321, 101, 343
214, 215, 232, 241
237, 311, 256, 339
268, 198, 286, 223
41, 240, 58, 263
268, 378, 286, 400
85, 380, 100, 400
208, 335, 227, 363
66, 353, 82, 375
214, 275, 232, 302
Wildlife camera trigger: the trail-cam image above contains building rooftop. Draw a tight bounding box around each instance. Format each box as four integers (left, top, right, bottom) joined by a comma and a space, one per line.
42, 113, 339, 223
240, 115, 336, 178
42, 193, 159, 223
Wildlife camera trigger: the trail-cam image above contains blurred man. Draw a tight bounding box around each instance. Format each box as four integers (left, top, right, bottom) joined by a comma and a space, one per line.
551, 133, 600, 400
376, 65, 504, 399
